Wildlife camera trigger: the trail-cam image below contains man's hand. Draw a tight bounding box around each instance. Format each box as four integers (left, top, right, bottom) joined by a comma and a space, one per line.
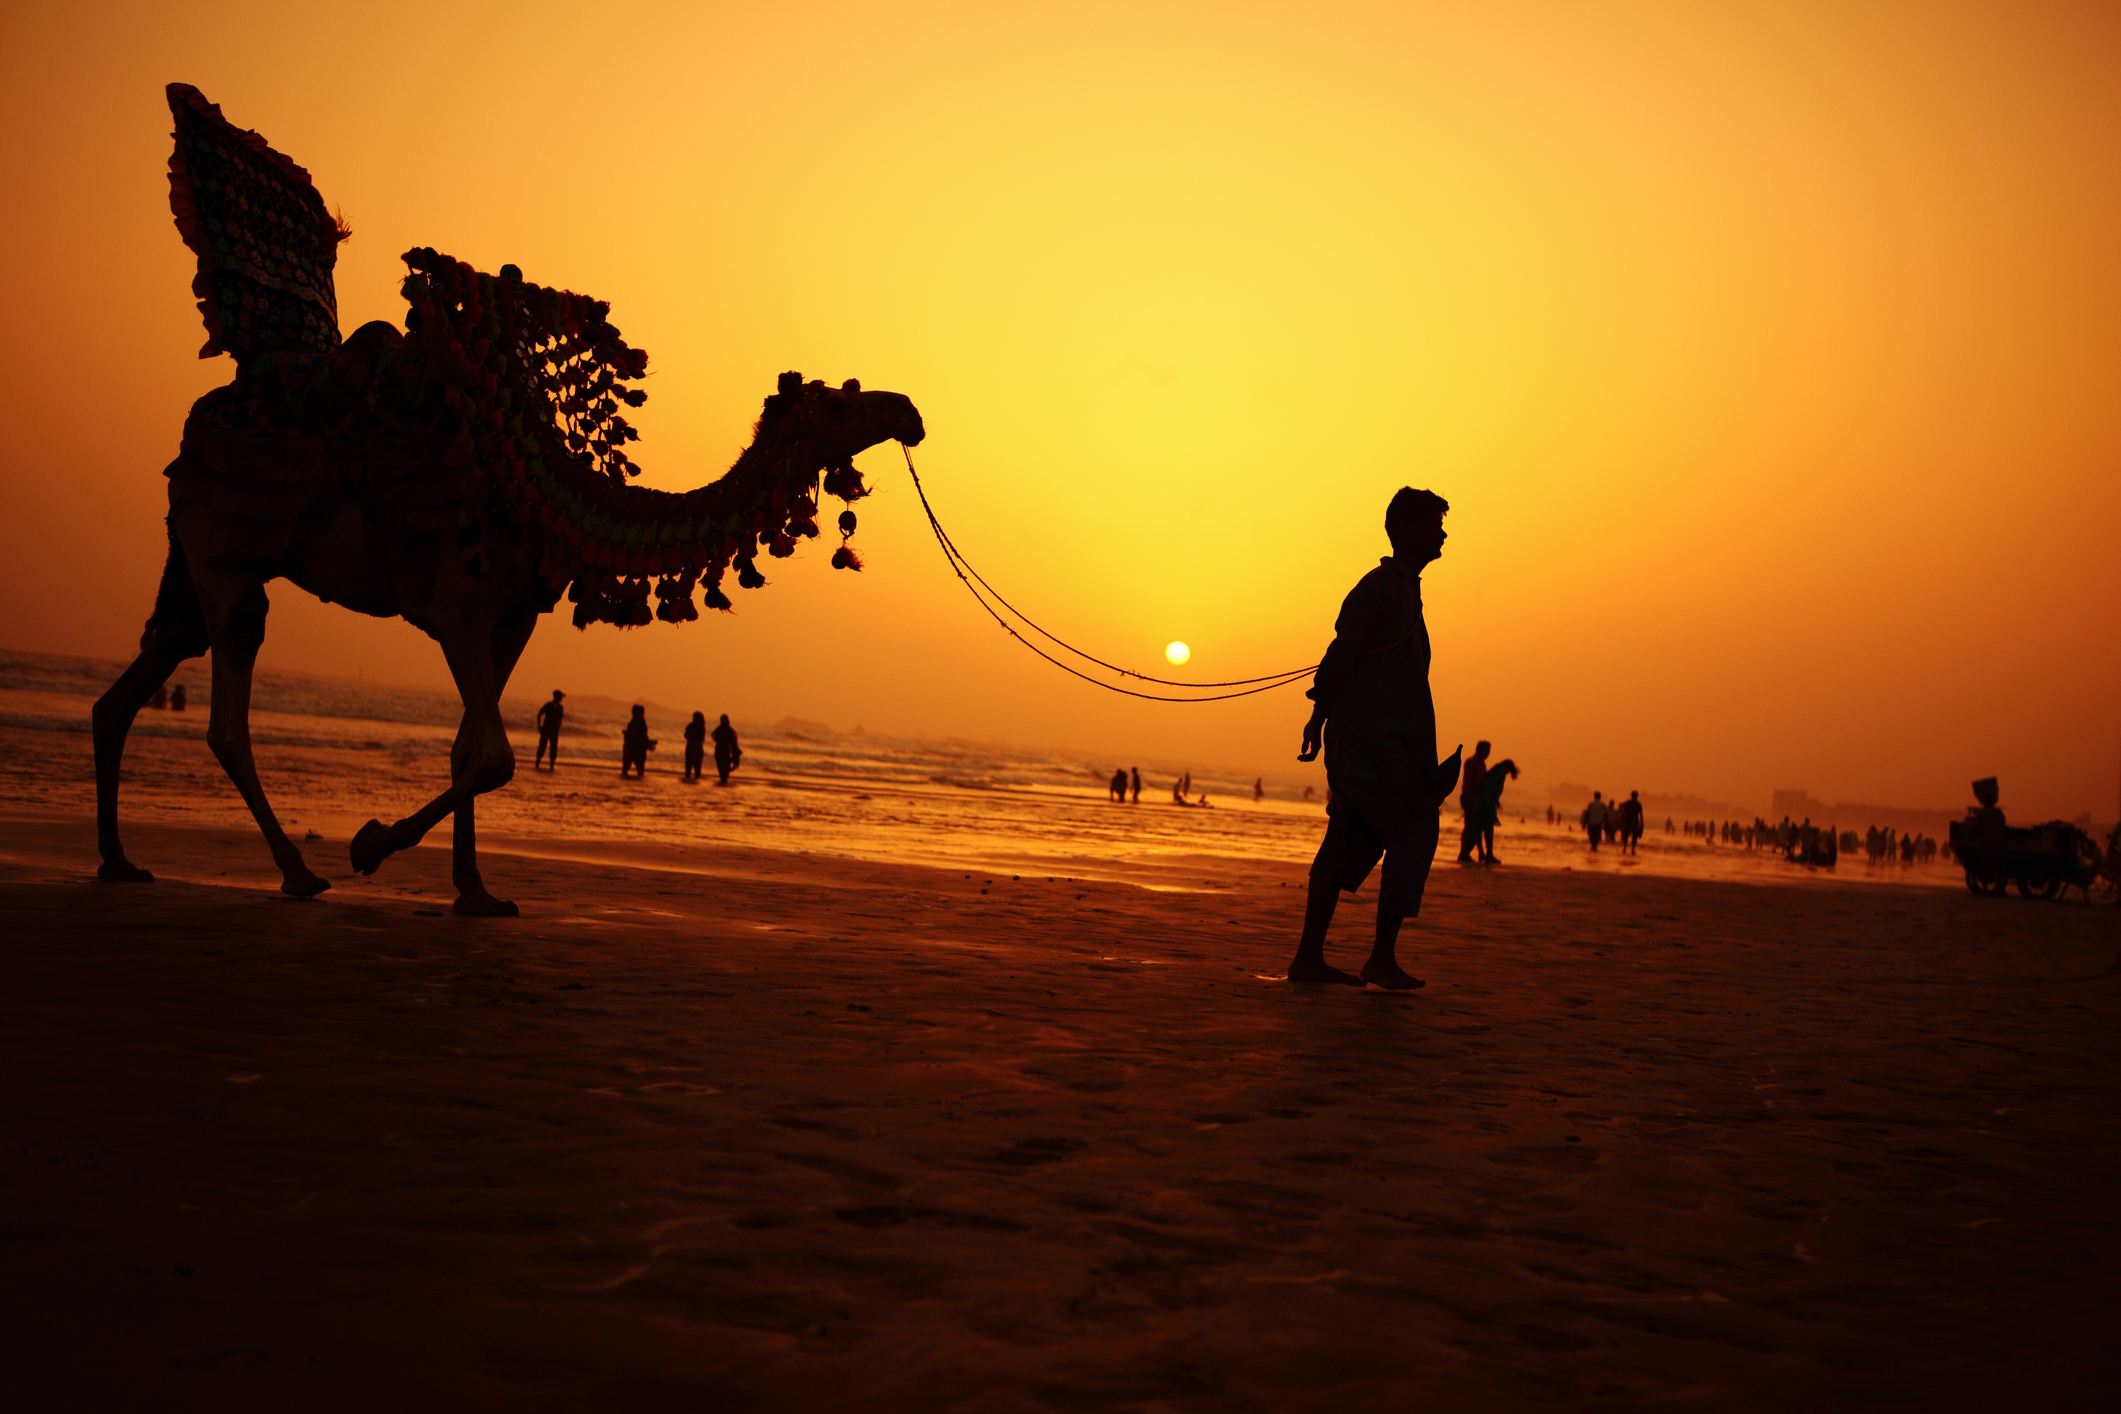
1298, 708, 1326, 762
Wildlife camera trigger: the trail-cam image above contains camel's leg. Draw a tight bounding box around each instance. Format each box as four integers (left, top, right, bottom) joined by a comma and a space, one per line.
448, 607, 539, 916
92, 633, 194, 881
94, 538, 212, 881
194, 572, 331, 898
350, 621, 517, 894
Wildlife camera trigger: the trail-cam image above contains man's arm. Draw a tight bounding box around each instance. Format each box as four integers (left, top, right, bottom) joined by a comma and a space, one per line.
1298, 573, 1385, 761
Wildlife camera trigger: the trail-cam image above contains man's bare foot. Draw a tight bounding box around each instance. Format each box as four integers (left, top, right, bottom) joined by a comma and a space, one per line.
97, 859, 154, 883
1360, 959, 1425, 991
1286, 956, 1367, 986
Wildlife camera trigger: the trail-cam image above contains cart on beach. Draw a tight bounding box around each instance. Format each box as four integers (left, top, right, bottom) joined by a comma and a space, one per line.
1948, 817, 2104, 900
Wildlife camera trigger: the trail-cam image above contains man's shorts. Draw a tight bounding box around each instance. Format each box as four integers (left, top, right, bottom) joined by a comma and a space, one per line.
1310, 796, 1441, 920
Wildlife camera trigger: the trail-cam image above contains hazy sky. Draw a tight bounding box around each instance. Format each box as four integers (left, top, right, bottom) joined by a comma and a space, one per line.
2, 0, 2116, 819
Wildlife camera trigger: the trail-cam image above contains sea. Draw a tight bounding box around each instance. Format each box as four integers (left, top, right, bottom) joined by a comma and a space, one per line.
0, 648, 1958, 893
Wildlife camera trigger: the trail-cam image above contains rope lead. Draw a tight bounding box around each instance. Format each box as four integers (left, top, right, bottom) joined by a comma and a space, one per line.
900, 446, 1317, 704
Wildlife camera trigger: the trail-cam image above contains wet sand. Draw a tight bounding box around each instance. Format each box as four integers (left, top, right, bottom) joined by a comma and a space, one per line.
2, 812, 2115, 1411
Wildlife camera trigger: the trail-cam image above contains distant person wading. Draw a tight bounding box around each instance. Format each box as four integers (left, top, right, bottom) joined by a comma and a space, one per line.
621, 706, 656, 778
683, 712, 707, 783
1286, 487, 1461, 991
534, 690, 565, 770
711, 715, 742, 786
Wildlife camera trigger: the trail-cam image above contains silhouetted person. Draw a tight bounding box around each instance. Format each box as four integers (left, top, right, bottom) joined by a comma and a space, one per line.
1254, 777, 1265, 802
1110, 768, 1128, 802
1582, 791, 1606, 850
168, 683, 187, 712
711, 714, 741, 785
535, 690, 565, 770
1287, 486, 1460, 991
1462, 755, 1519, 863
683, 711, 707, 782
1456, 740, 1492, 863
620, 705, 656, 778
1970, 775, 2007, 884
1619, 790, 1644, 854
1172, 776, 1190, 805
1130, 767, 1142, 803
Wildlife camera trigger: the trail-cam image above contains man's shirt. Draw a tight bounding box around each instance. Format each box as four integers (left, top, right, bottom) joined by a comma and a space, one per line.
1307, 556, 1433, 748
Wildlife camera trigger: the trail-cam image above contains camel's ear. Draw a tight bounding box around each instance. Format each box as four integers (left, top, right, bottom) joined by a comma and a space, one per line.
841, 378, 861, 393
778, 371, 804, 396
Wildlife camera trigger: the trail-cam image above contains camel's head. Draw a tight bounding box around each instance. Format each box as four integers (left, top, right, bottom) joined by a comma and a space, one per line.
758, 372, 925, 467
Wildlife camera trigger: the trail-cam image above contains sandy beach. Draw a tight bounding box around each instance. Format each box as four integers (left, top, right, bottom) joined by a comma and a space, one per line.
4, 810, 2115, 1411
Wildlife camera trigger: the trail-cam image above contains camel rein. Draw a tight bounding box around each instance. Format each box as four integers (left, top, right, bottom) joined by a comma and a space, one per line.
898, 446, 1318, 704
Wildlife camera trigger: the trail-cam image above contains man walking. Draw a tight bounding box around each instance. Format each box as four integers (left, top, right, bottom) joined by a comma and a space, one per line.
1285, 487, 1461, 991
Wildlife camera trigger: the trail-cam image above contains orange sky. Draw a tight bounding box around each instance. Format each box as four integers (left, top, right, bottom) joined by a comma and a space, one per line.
2, 0, 2117, 820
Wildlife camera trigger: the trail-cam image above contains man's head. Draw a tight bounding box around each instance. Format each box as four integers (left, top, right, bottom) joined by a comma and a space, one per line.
552, 690, 565, 701
1474, 740, 1491, 758
1385, 486, 1450, 567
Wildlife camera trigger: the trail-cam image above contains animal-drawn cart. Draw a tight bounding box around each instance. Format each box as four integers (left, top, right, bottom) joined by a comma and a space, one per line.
1948, 818, 2103, 900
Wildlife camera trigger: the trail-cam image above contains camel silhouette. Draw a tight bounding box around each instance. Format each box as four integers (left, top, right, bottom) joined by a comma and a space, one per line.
93, 85, 923, 913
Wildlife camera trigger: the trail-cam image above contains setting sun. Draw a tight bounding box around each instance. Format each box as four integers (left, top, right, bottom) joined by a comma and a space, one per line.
1164, 641, 1190, 666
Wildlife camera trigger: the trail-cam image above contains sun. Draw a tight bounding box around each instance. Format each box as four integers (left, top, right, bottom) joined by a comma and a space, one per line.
1165, 641, 1190, 665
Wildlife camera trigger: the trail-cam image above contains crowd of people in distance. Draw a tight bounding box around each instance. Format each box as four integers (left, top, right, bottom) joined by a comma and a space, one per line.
1101, 767, 1227, 808
1558, 789, 1649, 854
530, 691, 743, 785
1678, 816, 1941, 868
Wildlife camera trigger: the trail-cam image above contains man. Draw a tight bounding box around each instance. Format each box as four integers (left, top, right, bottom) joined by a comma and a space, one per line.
1619, 790, 1644, 855
1582, 791, 1607, 850
1456, 741, 1492, 863
534, 690, 565, 770
1130, 767, 1142, 804
1285, 487, 1461, 991
1462, 754, 1519, 864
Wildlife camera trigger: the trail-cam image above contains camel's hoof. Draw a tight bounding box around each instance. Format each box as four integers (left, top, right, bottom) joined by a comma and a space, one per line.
349, 820, 394, 876
96, 860, 155, 883
453, 894, 519, 918
281, 872, 331, 899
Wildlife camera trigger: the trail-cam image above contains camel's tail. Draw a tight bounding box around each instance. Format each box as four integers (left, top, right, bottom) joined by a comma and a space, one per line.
144, 529, 210, 659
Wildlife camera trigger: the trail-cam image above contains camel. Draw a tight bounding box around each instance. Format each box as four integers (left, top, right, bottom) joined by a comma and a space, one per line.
94, 85, 923, 914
